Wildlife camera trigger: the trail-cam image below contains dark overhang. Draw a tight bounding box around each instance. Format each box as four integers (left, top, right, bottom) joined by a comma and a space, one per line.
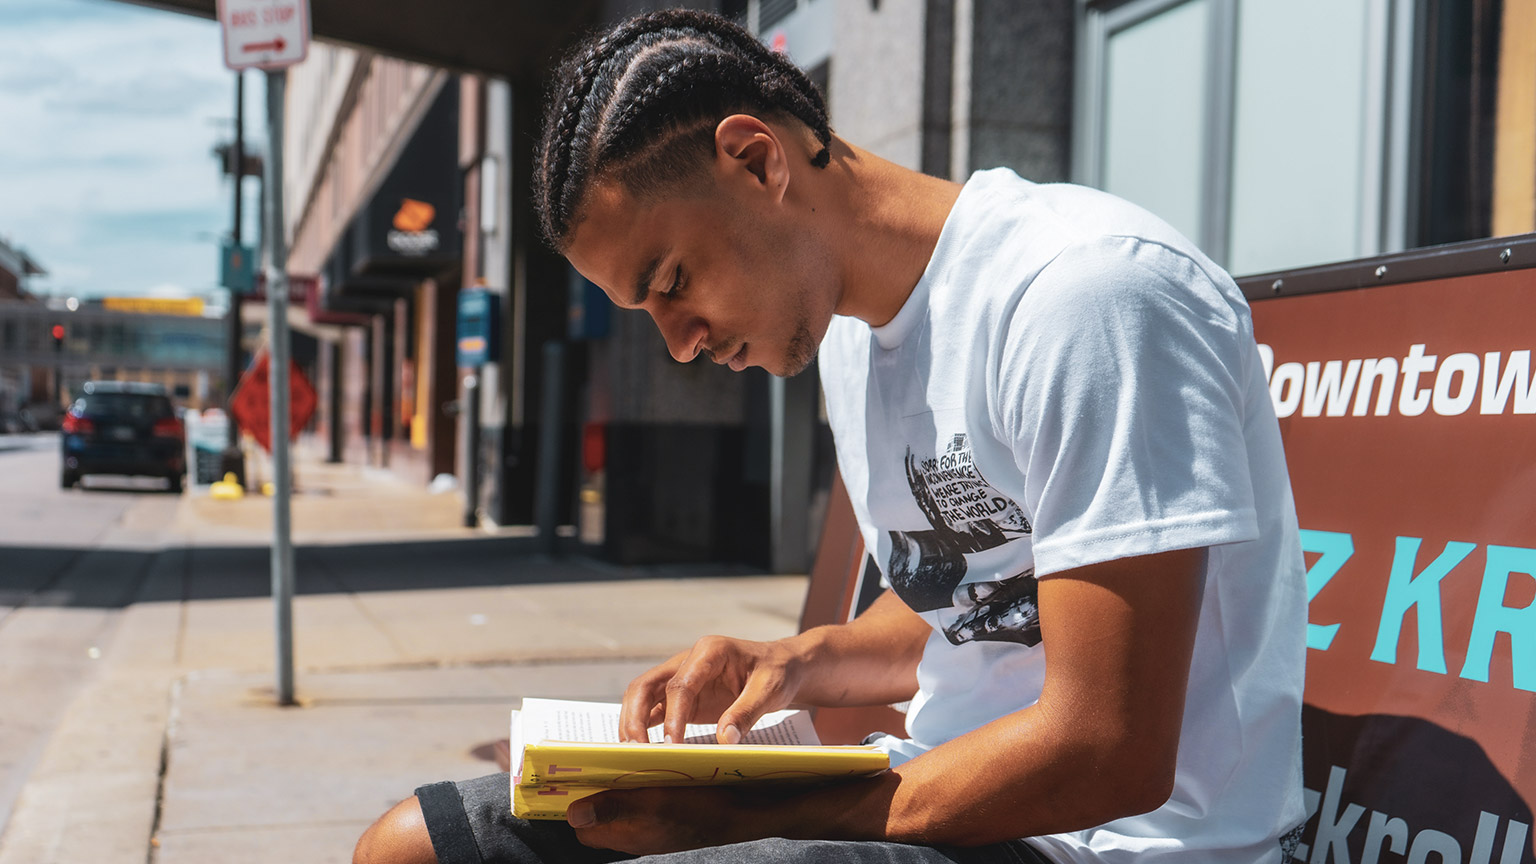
347, 81, 462, 281
115, 0, 603, 80
321, 246, 417, 316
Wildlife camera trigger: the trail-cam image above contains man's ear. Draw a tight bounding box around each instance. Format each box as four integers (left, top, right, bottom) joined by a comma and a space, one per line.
714, 114, 789, 203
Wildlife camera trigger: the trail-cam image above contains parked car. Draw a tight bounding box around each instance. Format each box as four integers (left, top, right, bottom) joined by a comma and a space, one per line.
60, 381, 186, 492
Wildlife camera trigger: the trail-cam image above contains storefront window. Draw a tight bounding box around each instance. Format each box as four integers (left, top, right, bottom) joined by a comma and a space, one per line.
1076, 0, 1427, 275
1227, 0, 1375, 274
1101, 0, 1211, 248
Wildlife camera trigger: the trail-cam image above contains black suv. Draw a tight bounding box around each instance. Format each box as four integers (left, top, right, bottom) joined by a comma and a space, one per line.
60, 381, 186, 492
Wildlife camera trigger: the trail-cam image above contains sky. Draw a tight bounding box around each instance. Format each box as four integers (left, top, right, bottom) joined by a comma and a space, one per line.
0, 0, 264, 302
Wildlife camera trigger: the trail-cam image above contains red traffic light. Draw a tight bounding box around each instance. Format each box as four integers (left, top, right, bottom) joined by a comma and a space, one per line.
51, 324, 65, 341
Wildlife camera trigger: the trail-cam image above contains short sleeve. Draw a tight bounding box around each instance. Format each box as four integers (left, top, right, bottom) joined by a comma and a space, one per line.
995, 236, 1260, 576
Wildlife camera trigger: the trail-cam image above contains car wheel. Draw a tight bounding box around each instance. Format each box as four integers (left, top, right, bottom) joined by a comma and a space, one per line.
167, 473, 185, 494
61, 470, 78, 489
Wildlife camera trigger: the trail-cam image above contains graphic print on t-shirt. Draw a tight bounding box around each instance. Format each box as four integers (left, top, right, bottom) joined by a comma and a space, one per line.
885, 434, 1040, 646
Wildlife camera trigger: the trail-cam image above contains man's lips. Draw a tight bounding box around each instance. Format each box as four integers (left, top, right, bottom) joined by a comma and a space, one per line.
708, 342, 748, 371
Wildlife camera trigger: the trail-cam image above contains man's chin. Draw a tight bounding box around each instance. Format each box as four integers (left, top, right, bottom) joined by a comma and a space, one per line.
769, 351, 819, 379
770, 321, 821, 378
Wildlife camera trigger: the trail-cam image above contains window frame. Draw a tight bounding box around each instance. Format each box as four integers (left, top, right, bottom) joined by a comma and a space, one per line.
1073, 0, 1420, 274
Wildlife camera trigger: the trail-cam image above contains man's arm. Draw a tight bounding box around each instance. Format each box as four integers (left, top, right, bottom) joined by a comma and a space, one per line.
576, 546, 1206, 853
619, 588, 928, 743
814, 546, 1207, 844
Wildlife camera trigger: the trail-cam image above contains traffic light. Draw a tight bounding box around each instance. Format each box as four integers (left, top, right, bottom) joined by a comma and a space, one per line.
51, 324, 64, 349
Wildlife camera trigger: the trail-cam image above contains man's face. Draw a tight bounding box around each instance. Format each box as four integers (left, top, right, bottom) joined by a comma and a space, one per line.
563, 176, 836, 378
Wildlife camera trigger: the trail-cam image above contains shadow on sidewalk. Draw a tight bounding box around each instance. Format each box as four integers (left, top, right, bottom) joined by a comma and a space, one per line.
1, 537, 768, 609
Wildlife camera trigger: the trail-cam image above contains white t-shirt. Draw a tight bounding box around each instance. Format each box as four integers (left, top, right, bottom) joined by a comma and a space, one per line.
818, 169, 1307, 864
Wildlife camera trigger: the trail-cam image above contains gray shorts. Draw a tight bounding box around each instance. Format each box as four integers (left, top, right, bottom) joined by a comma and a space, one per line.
416, 774, 1053, 864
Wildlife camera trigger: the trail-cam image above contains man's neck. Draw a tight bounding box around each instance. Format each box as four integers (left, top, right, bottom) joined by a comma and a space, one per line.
818, 139, 964, 327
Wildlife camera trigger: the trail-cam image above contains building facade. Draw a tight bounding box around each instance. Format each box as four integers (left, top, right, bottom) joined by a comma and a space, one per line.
283, 47, 463, 482
0, 298, 226, 420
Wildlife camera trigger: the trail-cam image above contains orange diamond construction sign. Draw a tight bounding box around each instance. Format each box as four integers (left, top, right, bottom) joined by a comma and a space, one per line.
229, 348, 317, 453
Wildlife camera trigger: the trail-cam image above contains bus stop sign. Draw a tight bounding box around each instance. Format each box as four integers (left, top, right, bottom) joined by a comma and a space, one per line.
217, 0, 310, 71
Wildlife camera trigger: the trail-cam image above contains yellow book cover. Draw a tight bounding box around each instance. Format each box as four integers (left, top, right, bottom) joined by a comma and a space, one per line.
509, 699, 889, 820
512, 784, 605, 821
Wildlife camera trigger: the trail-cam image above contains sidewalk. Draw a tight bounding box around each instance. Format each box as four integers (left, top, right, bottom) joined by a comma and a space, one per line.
174, 438, 493, 545
0, 443, 808, 864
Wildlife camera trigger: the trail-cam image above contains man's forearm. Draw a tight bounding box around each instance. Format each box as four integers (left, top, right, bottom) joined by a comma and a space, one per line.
577, 552, 1204, 854
783, 590, 928, 708
758, 698, 1168, 847
756, 551, 1208, 847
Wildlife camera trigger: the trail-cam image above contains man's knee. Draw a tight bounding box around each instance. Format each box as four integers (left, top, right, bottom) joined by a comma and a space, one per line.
354, 795, 438, 864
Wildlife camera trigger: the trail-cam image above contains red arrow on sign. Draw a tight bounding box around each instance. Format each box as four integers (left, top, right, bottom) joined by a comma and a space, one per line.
242, 36, 287, 52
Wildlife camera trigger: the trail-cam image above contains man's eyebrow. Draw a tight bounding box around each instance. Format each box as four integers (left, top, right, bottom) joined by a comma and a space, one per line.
631, 255, 662, 306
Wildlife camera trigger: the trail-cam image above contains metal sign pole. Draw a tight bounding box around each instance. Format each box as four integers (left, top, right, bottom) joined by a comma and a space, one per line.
463, 372, 481, 528
224, 70, 246, 475
263, 68, 296, 706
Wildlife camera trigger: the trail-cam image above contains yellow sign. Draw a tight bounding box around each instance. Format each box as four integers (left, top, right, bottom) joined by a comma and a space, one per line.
102, 297, 206, 316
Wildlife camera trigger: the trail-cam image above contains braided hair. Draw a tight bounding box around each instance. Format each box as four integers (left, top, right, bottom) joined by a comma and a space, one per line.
533, 9, 832, 250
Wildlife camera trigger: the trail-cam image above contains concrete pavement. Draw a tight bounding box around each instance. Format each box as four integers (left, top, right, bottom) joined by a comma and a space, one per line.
0, 440, 807, 864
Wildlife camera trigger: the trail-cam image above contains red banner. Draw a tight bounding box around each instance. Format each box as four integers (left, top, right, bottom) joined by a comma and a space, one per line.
1251, 269, 1535, 864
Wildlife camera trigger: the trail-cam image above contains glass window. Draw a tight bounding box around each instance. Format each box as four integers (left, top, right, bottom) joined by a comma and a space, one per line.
1227, 0, 1372, 274
1077, 0, 1421, 275
80, 393, 173, 420
1101, 0, 1211, 247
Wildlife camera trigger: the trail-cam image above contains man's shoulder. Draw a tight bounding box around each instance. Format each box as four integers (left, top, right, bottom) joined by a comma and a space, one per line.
947, 173, 1241, 326
952, 170, 1211, 270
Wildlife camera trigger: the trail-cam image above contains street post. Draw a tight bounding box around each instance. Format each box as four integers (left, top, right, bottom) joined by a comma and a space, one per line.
219, 0, 310, 707
263, 69, 295, 706
455, 285, 500, 529
222, 69, 247, 487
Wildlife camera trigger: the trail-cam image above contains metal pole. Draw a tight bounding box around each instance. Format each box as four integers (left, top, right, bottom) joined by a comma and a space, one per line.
52, 331, 62, 407
326, 340, 343, 463
769, 370, 815, 574
263, 69, 296, 706
463, 372, 481, 528
534, 341, 565, 553
222, 70, 247, 483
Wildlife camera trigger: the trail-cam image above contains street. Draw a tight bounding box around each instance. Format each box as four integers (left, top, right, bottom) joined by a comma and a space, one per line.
0, 434, 176, 835
0, 437, 806, 863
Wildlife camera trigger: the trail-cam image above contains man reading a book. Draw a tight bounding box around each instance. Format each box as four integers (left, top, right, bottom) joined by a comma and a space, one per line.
354, 9, 1307, 864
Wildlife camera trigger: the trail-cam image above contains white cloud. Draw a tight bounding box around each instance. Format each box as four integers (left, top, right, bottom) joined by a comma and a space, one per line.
0, 0, 265, 299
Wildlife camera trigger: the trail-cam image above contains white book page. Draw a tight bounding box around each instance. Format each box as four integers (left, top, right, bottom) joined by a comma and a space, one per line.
517, 698, 821, 747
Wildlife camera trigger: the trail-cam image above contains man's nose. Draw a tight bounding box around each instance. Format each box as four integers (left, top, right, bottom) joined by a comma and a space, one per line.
648, 305, 707, 363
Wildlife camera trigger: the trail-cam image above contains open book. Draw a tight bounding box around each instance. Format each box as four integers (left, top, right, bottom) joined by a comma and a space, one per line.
508, 698, 889, 820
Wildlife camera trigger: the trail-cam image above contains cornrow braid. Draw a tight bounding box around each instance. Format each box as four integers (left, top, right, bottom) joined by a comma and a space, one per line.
666, 13, 832, 156
533, 9, 833, 249
534, 15, 673, 242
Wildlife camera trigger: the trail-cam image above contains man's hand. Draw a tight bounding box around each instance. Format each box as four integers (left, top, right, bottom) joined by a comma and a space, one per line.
618, 591, 929, 745
619, 636, 806, 745
566, 786, 765, 854
586, 550, 1210, 850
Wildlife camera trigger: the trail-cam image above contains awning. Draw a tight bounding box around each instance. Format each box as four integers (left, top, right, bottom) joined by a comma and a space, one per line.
344, 80, 462, 281
116, 0, 604, 81
307, 78, 459, 313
